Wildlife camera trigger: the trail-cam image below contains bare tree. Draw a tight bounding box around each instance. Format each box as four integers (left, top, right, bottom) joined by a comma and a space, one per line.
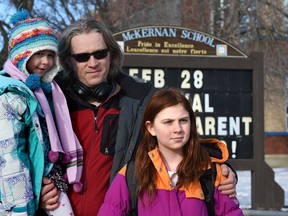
0, 0, 34, 66
0, 0, 112, 67
207, 0, 288, 131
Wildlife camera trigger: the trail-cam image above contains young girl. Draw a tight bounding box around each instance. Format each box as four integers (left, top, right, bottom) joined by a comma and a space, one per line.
98, 88, 243, 216
0, 9, 83, 216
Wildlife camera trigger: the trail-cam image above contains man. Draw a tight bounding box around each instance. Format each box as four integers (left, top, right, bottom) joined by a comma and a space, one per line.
39, 19, 237, 215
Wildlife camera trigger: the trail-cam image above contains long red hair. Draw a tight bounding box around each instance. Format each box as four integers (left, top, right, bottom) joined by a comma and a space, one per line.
135, 88, 210, 202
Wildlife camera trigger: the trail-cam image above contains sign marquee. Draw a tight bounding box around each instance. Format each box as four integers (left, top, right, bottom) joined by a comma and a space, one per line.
115, 26, 251, 159
114, 26, 247, 57
122, 67, 253, 159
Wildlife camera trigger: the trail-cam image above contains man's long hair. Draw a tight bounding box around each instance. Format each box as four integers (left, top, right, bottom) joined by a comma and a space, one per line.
58, 19, 123, 83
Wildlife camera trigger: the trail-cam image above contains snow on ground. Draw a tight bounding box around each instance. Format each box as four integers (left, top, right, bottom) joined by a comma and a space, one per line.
237, 168, 288, 210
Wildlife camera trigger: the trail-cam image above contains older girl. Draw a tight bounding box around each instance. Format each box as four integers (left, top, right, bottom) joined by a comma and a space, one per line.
98, 88, 243, 216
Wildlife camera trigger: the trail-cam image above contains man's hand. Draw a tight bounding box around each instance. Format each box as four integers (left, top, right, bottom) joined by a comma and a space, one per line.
218, 164, 237, 198
39, 177, 60, 211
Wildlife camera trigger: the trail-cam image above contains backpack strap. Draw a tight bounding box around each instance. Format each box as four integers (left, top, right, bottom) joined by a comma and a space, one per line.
125, 160, 138, 216
199, 162, 217, 216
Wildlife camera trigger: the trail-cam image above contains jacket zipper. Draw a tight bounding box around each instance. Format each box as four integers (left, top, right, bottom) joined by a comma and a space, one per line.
93, 106, 99, 132
81, 109, 98, 214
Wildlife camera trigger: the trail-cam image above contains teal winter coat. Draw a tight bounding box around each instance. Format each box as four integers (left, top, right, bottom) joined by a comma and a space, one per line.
0, 73, 52, 215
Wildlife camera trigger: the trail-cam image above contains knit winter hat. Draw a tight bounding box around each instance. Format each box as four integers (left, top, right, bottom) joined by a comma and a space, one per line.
8, 9, 59, 82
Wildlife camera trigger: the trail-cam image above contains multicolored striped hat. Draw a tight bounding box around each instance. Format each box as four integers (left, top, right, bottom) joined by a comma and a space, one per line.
8, 9, 59, 82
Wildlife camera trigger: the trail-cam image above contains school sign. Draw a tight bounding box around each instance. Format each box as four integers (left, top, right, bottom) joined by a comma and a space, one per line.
116, 26, 245, 57
114, 26, 284, 210
115, 26, 250, 159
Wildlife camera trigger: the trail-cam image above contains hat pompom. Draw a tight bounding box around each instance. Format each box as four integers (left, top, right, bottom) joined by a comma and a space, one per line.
41, 82, 52, 94
26, 74, 41, 90
73, 182, 83, 193
48, 151, 59, 163
10, 8, 30, 25
61, 153, 71, 164
48, 151, 71, 164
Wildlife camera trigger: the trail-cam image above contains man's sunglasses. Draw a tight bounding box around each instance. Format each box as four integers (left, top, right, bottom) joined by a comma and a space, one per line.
71, 48, 109, 62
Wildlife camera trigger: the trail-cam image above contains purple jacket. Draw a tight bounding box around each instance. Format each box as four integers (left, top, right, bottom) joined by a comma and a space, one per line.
98, 140, 243, 216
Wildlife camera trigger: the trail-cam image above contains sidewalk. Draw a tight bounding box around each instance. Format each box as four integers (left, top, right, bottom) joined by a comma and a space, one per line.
237, 167, 288, 216
243, 209, 288, 216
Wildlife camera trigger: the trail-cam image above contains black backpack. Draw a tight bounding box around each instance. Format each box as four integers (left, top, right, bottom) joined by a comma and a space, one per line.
125, 160, 217, 216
